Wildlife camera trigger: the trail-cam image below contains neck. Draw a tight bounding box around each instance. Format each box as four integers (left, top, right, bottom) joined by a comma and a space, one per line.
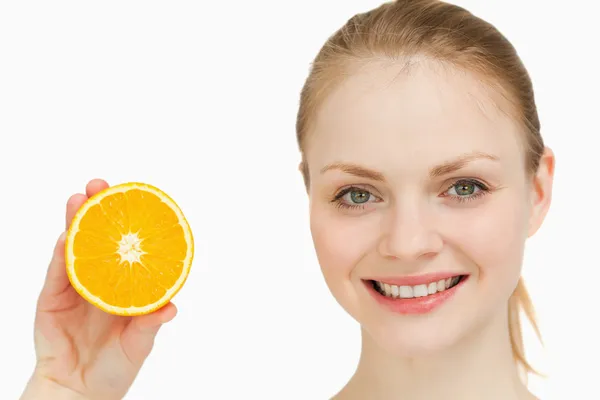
335, 309, 535, 400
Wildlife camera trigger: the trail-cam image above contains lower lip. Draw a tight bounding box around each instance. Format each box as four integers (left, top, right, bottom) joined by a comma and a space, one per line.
364, 277, 468, 315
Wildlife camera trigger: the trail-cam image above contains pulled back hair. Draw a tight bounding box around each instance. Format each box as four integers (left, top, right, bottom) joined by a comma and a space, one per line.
296, 0, 543, 376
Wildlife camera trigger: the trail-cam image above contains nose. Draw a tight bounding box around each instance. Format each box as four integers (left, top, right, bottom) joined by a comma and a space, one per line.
377, 200, 443, 261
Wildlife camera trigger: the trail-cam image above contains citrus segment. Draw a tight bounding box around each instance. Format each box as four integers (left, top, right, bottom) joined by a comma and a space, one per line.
65, 182, 194, 316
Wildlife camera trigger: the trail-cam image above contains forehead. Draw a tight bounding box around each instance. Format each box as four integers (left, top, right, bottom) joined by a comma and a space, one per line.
306, 59, 524, 173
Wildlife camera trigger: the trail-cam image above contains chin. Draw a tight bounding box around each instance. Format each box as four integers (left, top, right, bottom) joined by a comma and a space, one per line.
360, 314, 473, 358
330, 276, 496, 359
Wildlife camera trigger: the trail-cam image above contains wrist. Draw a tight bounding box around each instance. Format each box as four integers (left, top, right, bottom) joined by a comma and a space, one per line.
21, 373, 88, 400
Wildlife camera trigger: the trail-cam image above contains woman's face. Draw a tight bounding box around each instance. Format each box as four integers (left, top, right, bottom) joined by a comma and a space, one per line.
304, 59, 552, 356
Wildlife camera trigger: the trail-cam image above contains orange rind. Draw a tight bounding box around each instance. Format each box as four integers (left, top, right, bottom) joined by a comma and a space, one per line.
65, 182, 194, 316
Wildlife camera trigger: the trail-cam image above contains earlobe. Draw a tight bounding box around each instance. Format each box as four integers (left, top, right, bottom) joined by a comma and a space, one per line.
528, 146, 556, 237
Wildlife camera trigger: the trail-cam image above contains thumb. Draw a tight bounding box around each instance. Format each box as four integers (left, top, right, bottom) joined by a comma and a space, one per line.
120, 302, 178, 365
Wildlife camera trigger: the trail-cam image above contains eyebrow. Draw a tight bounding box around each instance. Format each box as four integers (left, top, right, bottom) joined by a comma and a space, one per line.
320, 151, 499, 181
429, 151, 499, 178
320, 162, 386, 181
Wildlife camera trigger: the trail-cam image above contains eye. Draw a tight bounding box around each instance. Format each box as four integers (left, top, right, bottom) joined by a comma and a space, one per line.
346, 189, 372, 204
331, 186, 379, 210
443, 179, 490, 203
448, 181, 480, 196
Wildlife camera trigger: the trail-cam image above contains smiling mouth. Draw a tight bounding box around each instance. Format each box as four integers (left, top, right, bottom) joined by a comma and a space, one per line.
370, 275, 467, 299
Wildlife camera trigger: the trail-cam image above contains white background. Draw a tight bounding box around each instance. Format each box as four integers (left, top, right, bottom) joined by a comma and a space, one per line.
1, 0, 598, 399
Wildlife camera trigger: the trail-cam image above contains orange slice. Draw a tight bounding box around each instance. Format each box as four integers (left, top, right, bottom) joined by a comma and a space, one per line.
65, 182, 194, 316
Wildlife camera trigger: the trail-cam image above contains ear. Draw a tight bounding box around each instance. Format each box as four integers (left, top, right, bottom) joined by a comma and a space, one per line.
528, 146, 555, 237
299, 160, 310, 194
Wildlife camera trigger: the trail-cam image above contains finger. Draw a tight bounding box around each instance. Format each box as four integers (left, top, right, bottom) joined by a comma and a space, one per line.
120, 303, 178, 364
66, 193, 87, 230
66, 179, 109, 230
38, 232, 70, 304
133, 302, 178, 333
85, 178, 109, 199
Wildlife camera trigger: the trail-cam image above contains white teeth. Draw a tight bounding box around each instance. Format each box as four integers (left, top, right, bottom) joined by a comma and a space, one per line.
399, 285, 413, 298
437, 279, 445, 291
413, 284, 428, 297
428, 282, 437, 295
375, 276, 462, 299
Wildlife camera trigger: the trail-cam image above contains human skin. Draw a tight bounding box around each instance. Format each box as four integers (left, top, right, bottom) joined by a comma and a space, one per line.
304, 59, 554, 400
20, 179, 177, 400
18, 59, 554, 400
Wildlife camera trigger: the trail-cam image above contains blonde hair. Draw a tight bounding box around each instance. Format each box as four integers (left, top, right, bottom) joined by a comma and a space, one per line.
296, 0, 543, 375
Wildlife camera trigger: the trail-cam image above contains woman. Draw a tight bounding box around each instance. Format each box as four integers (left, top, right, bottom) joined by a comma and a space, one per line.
21, 0, 554, 399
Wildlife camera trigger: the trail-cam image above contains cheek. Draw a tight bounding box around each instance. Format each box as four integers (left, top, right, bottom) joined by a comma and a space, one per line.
445, 194, 529, 289
309, 207, 380, 281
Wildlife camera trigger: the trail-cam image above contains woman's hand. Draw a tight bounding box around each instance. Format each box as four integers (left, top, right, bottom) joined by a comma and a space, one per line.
21, 179, 177, 400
